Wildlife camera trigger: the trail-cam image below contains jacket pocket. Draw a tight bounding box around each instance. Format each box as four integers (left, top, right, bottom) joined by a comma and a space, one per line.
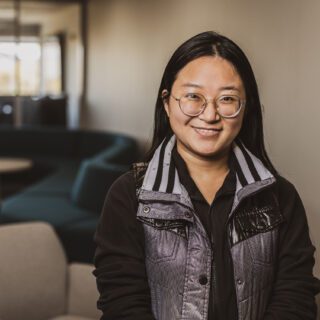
247, 231, 277, 293
231, 232, 276, 299
139, 218, 186, 263
246, 230, 278, 266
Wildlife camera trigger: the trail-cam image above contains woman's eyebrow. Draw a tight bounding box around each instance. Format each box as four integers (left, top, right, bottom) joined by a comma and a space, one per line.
181, 83, 241, 91
219, 85, 240, 91
181, 82, 203, 88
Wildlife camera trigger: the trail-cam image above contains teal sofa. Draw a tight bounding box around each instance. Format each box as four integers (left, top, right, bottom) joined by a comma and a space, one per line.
0, 126, 139, 262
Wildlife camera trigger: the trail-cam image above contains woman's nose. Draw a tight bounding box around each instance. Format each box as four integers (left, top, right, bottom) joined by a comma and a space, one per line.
198, 101, 220, 122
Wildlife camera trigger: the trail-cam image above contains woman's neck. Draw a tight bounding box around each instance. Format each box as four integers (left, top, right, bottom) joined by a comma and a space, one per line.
177, 143, 230, 179
176, 142, 232, 204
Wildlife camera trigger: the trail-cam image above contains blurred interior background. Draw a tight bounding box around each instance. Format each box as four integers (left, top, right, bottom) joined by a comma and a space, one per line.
0, 0, 319, 318
0, 0, 83, 127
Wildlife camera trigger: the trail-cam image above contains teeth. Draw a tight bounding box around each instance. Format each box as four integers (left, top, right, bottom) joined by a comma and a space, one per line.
194, 128, 221, 136
197, 128, 219, 131
199, 129, 214, 132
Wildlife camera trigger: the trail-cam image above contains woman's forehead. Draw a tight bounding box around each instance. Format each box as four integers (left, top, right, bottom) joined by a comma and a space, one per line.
173, 56, 243, 92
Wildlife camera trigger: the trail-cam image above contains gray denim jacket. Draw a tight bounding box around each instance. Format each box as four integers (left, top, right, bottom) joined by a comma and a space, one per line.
135, 135, 284, 320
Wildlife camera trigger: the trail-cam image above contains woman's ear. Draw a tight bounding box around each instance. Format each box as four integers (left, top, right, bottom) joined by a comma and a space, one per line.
162, 89, 170, 116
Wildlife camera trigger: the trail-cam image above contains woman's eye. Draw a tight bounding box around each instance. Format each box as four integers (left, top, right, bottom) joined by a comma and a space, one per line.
185, 93, 201, 101
220, 96, 236, 103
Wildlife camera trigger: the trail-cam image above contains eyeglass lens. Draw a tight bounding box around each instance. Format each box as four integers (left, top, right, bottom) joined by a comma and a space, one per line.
180, 93, 241, 117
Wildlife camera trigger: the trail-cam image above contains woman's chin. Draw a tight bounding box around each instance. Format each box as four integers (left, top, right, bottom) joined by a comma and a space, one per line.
189, 147, 223, 160
189, 142, 232, 160
177, 139, 230, 161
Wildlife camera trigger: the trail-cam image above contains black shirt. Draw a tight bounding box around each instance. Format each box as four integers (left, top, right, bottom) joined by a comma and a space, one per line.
172, 147, 238, 319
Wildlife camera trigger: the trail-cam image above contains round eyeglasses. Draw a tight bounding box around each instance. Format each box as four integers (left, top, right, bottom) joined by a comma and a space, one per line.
170, 92, 245, 118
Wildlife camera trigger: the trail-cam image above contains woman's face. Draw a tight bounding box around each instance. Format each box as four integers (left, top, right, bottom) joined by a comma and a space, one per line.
163, 56, 246, 161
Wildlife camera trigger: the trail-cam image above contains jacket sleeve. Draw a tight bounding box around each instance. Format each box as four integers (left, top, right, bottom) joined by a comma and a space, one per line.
263, 177, 320, 319
93, 172, 156, 320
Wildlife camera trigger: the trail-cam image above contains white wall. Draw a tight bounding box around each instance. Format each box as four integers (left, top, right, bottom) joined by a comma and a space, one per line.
86, 0, 320, 276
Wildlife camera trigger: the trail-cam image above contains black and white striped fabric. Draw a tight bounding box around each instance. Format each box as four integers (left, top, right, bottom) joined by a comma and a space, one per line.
141, 135, 274, 197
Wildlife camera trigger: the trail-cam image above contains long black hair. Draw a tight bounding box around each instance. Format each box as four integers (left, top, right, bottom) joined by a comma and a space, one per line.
145, 31, 278, 176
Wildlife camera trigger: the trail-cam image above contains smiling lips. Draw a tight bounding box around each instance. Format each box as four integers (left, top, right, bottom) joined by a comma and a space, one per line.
192, 126, 223, 137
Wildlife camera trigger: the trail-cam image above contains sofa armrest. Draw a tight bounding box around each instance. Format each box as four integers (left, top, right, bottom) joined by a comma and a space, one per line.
67, 263, 101, 319
71, 160, 128, 213
94, 137, 139, 165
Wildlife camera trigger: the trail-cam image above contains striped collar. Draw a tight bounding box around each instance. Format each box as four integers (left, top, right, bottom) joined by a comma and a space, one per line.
139, 135, 276, 206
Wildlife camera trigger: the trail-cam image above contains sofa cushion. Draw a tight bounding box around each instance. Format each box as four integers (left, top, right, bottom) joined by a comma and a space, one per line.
93, 135, 138, 164
71, 160, 128, 213
0, 126, 79, 158
50, 316, 96, 320
1, 194, 95, 227
76, 131, 113, 158
67, 263, 101, 319
23, 160, 81, 196
0, 222, 67, 320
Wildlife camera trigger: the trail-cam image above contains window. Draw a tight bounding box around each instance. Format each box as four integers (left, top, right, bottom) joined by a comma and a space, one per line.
0, 36, 62, 96
42, 37, 62, 95
0, 41, 16, 95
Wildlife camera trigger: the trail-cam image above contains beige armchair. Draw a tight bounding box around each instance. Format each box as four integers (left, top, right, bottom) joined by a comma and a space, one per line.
0, 222, 101, 320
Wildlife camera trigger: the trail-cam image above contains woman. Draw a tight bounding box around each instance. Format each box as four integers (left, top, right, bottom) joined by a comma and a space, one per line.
93, 31, 320, 319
